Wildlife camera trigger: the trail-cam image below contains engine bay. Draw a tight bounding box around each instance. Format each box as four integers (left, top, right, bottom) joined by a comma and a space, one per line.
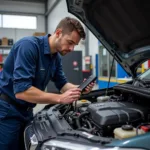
28, 81, 150, 146
59, 94, 150, 139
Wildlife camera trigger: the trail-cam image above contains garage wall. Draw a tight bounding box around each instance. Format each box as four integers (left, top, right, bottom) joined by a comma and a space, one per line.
0, 0, 45, 14
0, 0, 45, 42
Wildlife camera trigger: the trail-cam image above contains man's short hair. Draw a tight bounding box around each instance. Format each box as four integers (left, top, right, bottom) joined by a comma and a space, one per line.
55, 17, 86, 39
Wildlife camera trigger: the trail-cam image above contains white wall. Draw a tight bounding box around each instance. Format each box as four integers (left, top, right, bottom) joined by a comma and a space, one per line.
47, 0, 58, 11
0, 1, 45, 14
47, 0, 98, 74
0, 1, 45, 42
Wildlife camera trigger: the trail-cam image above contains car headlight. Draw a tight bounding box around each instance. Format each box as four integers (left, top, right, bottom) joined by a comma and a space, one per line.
24, 125, 38, 150
41, 139, 102, 150
41, 139, 144, 150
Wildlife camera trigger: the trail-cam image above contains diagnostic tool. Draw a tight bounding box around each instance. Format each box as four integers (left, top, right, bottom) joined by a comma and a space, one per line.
78, 75, 97, 92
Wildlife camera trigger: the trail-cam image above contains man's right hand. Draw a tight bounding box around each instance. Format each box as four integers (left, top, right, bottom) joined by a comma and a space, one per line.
59, 88, 81, 104
16, 86, 81, 104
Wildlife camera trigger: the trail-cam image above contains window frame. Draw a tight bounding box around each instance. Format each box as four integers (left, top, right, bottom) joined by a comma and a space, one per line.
0, 14, 37, 30
98, 44, 117, 78
0, 14, 2, 27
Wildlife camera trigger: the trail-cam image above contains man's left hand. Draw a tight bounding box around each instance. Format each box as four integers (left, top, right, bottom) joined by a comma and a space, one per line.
82, 79, 96, 94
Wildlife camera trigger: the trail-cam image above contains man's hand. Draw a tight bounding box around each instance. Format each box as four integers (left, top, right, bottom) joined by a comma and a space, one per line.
82, 79, 96, 94
59, 88, 81, 104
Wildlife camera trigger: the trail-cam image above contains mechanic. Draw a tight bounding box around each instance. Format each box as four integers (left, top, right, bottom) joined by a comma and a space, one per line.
0, 17, 95, 150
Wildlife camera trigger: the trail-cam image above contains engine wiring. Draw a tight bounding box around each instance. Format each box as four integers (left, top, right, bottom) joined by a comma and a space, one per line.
58, 104, 71, 119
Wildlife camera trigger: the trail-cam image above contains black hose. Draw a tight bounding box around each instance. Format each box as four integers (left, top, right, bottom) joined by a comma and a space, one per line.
86, 120, 92, 129
77, 127, 94, 133
58, 104, 71, 119
76, 111, 89, 128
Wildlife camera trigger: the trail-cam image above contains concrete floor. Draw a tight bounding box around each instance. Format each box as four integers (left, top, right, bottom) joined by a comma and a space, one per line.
33, 84, 99, 114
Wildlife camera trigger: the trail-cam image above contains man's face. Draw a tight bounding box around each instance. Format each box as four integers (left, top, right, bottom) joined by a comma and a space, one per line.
55, 29, 81, 56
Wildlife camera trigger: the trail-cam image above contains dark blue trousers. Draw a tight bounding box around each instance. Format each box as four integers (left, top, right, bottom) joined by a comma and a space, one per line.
0, 99, 33, 150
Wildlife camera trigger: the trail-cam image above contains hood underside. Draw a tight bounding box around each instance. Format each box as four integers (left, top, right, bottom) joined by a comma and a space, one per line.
66, 0, 150, 77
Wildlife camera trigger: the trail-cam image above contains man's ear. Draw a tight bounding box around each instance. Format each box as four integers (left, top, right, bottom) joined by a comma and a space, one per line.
55, 28, 62, 38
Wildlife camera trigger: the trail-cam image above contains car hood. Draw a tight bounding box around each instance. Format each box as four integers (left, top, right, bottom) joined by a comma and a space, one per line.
66, 0, 150, 77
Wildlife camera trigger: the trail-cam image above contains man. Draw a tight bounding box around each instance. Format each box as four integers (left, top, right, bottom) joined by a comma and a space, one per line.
0, 17, 94, 150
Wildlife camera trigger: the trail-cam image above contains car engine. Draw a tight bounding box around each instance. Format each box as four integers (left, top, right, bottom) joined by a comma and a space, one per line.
58, 82, 150, 138
62, 100, 149, 138
24, 82, 150, 150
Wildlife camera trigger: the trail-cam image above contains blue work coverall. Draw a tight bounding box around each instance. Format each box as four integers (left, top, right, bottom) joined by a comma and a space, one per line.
0, 34, 67, 150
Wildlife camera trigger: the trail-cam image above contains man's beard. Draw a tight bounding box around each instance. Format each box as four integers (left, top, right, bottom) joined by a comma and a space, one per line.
58, 50, 68, 56
56, 39, 70, 56
56, 39, 67, 56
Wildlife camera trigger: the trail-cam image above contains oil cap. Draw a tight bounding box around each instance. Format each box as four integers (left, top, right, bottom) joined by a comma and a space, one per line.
122, 125, 133, 131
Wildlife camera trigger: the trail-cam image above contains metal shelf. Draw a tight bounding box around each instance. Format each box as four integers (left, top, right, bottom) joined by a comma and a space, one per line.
0, 46, 12, 49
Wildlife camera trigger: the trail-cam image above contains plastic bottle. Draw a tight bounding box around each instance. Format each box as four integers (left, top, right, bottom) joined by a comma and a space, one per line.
73, 100, 91, 108
114, 125, 145, 140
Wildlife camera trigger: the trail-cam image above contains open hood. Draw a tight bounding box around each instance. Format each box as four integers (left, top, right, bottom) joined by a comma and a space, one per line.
66, 0, 150, 77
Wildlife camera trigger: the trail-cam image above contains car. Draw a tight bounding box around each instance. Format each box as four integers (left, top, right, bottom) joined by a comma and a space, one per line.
24, 0, 150, 149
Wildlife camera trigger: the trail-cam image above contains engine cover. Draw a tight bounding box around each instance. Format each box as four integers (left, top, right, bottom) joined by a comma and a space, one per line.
87, 102, 149, 126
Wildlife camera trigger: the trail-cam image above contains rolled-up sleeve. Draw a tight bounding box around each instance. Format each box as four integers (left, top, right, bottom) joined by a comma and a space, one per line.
13, 40, 37, 94
52, 55, 68, 91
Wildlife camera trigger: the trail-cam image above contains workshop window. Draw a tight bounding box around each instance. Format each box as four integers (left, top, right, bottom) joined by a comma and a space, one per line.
99, 44, 116, 78
2, 15, 37, 29
99, 46, 108, 77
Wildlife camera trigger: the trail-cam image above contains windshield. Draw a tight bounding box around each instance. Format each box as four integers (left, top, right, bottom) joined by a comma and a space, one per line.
139, 68, 150, 80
